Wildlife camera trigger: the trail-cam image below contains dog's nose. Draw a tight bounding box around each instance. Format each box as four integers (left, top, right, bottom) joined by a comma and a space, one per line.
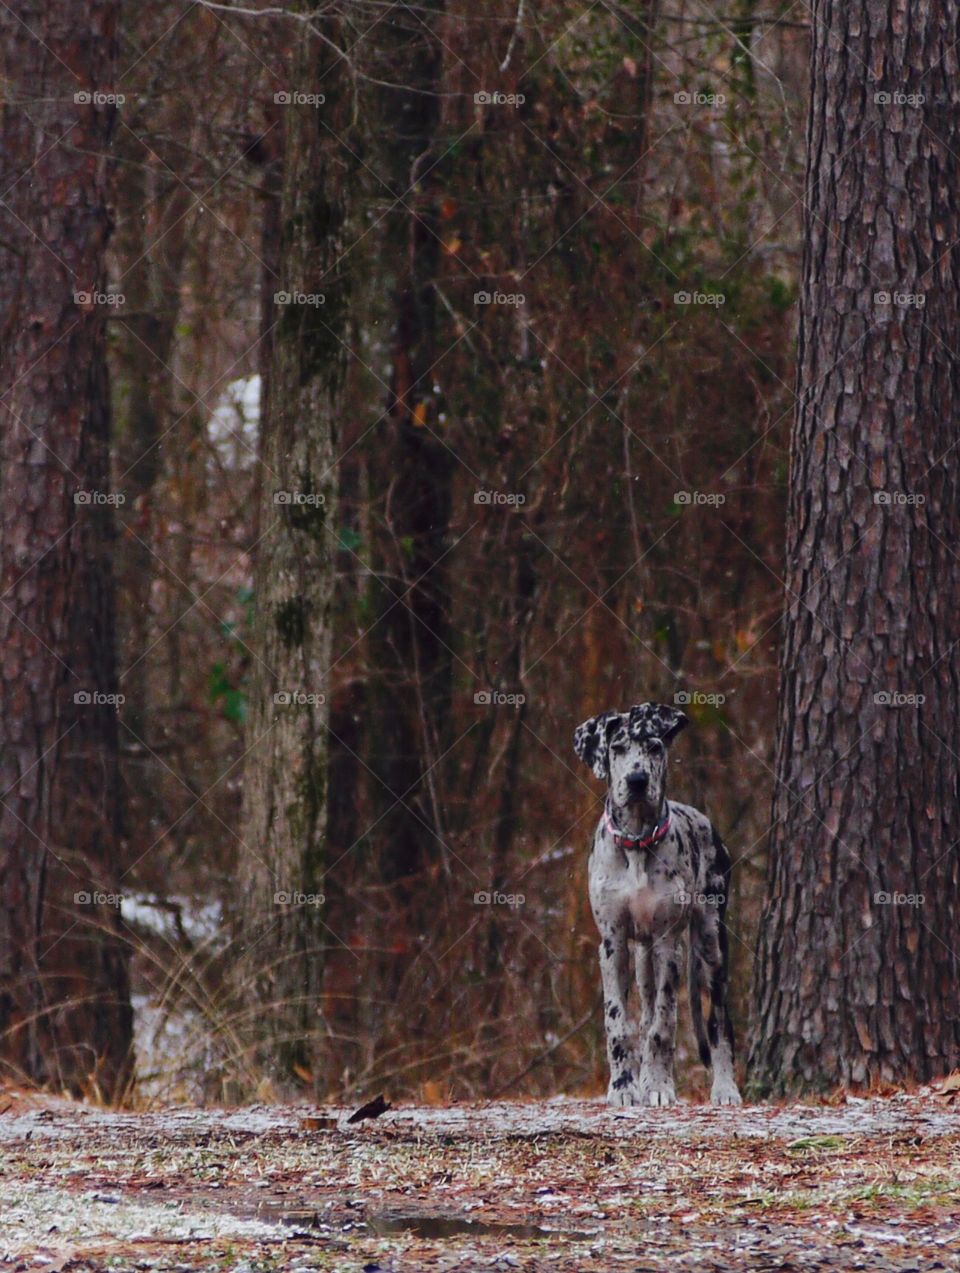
627, 770, 649, 794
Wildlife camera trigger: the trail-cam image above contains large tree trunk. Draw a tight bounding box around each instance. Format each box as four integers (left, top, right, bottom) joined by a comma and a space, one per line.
0, 0, 132, 1099
237, 12, 348, 1087
748, 0, 960, 1094
112, 123, 191, 749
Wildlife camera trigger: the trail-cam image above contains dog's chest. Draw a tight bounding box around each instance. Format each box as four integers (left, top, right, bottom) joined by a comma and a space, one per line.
623, 854, 680, 933
590, 840, 689, 938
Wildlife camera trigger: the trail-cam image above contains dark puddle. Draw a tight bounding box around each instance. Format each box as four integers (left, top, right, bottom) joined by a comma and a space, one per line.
255, 1202, 594, 1242
366, 1213, 594, 1241
257, 1205, 326, 1228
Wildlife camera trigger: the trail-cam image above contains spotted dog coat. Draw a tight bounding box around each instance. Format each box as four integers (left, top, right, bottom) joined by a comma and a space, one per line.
574, 703, 741, 1107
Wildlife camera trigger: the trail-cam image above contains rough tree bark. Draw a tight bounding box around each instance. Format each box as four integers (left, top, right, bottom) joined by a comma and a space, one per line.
237, 11, 348, 1086
112, 121, 191, 748
748, 0, 960, 1093
0, 0, 132, 1098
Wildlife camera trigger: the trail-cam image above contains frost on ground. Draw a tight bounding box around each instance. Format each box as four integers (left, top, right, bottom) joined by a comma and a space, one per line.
1, 1088, 960, 1271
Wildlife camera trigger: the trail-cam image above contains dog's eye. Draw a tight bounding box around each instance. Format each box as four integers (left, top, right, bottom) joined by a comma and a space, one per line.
649, 739, 664, 755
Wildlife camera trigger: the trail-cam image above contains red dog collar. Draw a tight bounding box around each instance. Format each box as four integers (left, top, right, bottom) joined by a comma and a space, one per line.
605, 806, 672, 851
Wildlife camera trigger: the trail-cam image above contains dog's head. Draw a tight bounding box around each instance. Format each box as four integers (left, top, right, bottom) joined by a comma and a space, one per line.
573, 702, 688, 817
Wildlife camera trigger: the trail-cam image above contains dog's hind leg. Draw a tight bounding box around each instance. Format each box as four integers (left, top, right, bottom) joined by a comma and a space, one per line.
693, 832, 742, 1106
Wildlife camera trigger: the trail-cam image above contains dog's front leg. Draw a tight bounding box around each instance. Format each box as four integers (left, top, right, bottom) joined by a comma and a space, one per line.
598, 926, 642, 1106
639, 933, 681, 1106
634, 939, 655, 1048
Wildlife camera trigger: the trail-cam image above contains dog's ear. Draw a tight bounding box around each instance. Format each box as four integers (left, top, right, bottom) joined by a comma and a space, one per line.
648, 703, 688, 746
574, 711, 619, 780
626, 702, 689, 747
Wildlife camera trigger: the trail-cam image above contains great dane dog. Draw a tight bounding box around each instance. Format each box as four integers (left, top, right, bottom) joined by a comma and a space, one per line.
574, 702, 741, 1107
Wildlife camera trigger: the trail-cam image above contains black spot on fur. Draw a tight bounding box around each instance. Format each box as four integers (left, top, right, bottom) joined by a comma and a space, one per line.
612, 1042, 626, 1063
698, 1035, 712, 1069
711, 826, 732, 894
603, 938, 613, 957
612, 1071, 634, 1090
607, 1003, 620, 1019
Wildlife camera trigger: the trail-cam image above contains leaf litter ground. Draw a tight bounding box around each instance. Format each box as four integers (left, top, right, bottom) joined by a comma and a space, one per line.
2, 1087, 960, 1271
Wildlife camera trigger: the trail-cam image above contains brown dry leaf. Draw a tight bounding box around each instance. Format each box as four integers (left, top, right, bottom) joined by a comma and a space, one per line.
412, 401, 428, 427
299, 1114, 338, 1131
32, 1249, 76, 1273
935, 1070, 960, 1098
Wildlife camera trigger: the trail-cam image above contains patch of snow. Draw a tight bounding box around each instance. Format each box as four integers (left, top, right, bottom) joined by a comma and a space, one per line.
206, 374, 260, 471
122, 894, 223, 945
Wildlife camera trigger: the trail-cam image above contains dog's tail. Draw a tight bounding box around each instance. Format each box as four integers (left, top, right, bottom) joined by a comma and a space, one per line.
690, 825, 736, 1071
688, 943, 712, 1070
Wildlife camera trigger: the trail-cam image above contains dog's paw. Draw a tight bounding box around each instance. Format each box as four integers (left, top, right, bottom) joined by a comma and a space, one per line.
607, 1086, 643, 1108
710, 1077, 742, 1106
606, 1072, 644, 1107
639, 1076, 677, 1107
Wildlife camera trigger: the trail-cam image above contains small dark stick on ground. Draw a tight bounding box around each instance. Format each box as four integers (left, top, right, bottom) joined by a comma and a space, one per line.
347, 1094, 392, 1123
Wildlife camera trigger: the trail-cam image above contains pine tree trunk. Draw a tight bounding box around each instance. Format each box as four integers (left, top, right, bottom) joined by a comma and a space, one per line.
0, 0, 132, 1099
748, 0, 960, 1094
112, 123, 191, 748
237, 14, 348, 1087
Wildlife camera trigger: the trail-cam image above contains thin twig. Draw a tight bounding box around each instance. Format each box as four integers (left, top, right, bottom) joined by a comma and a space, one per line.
493, 996, 602, 1097
499, 0, 526, 72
